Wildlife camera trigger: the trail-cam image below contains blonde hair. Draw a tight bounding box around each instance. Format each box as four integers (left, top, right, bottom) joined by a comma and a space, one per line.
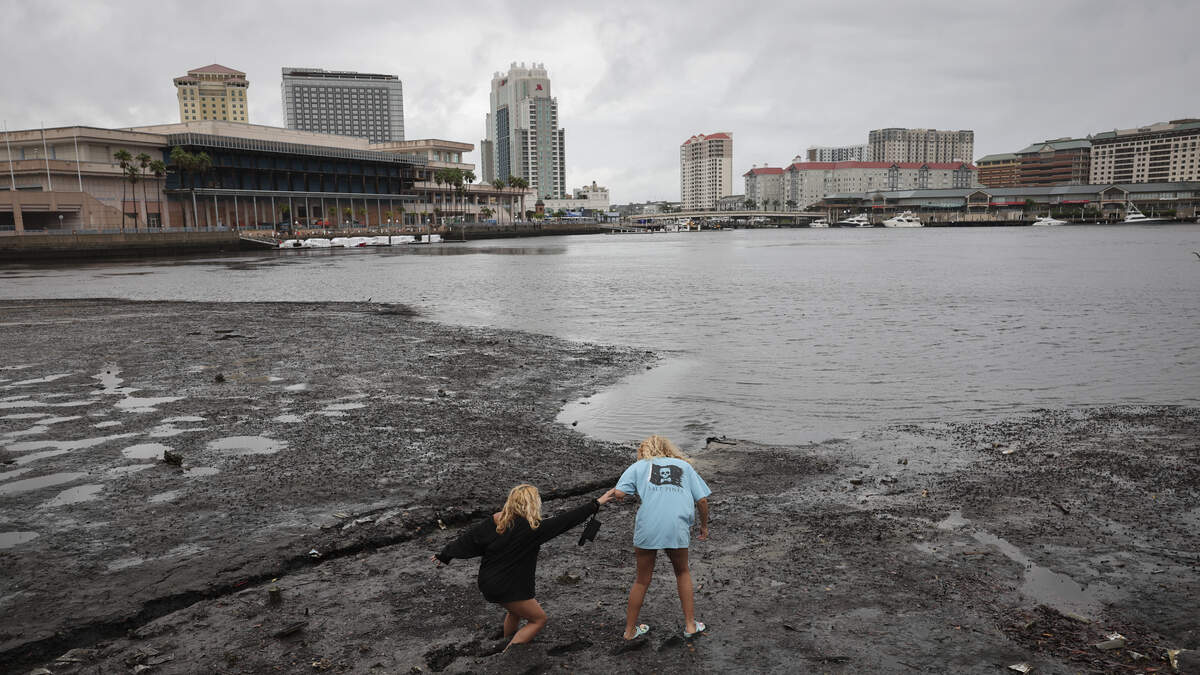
636, 435, 692, 464
496, 483, 542, 534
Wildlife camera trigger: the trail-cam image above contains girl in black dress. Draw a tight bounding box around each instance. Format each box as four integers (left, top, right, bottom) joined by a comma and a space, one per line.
434, 483, 617, 646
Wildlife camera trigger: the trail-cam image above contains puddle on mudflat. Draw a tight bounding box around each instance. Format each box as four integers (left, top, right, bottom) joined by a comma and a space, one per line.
93, 421, 123, 428
106, 464, 155, 477
923, 509, 1104, 616
148, 422, 207, 438
0, 472, 88, 495
94, 367, 134, 395
0, 531, 39, 549
107, 556, 146, 571
116, 396, 184, 413
148, 489, 183, 503
937, 509, 970, 530
41, 483, 104, 507
162, 415, 205, 423
7, 373, 73, 387
183, 467, 219, 477
1, 413, 48, 420
324, 402, 366, 412
184, 365, 209, 374
207, 436, 287, 456
6, 432, 139, 453
273, 413, 303, 423
0, 399, 94, 410
284, 383, 309, 392
0, 467, 34, 482
3, 415, 82, 439
14, 449, 70, 466
122, 443, 172, 460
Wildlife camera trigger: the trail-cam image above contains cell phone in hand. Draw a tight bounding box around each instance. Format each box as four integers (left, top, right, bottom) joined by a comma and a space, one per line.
578, 516, 601, 546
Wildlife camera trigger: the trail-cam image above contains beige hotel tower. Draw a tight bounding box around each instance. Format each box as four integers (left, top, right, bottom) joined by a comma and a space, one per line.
174, 64, 250, 123
680, 132, 732, 210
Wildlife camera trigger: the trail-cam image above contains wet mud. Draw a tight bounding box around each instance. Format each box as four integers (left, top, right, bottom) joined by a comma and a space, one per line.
1, 300, 1198, 673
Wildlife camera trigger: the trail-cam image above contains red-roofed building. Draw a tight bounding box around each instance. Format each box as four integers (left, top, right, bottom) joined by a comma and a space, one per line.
174, 64, 250, 124
680, 132, 733, 209
783, 160, 978, 208
743, 167, 785, 209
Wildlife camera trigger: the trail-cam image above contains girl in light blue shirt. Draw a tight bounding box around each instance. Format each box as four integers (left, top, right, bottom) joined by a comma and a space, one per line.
611, 435, 711, 640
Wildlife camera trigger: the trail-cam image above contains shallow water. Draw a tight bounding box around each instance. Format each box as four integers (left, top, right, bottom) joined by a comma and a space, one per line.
3, 226, 1198, 447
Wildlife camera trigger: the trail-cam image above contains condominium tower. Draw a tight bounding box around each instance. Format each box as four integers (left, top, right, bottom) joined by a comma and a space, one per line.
281, 68, 405, 143
1089, 119, 1200, 184
480, 62, 566, 198
805, 144, 870, 162
174, 64, 249, 123
680, 132, 733, 210
868, 128, 974, 164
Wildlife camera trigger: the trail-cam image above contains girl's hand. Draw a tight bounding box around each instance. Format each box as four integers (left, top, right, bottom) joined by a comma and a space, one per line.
431, 555, 443, 567
696, 526, 709, 541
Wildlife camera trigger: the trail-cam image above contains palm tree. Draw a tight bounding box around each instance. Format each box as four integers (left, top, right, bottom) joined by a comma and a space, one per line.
785, 199, 797, 212
136, 152, 152, 229
356, 207, 367, 227
507, 175, 529, 221
148, 160, 166, 227
480, 206, 493, 222
342, 207, 352, 225
743, 198, 757, 210
114, 149, 133, 230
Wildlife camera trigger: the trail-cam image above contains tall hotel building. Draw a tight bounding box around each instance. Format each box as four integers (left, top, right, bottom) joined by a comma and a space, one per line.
868, 128, 974, 164
806, 144, 870, 162
480, 62, 566, 198
174, 64, 249, 123
281, 68, 405, 143
680, 132, 732, 210
1089, 119, 1200, 184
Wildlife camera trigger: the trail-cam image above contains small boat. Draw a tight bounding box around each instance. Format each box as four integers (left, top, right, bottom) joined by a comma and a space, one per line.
1031, 215, 1067, 226
1124, 202, 1172, 224
809, 217, 830, 228
836, 214, 873, 228
883, 211, 923, 228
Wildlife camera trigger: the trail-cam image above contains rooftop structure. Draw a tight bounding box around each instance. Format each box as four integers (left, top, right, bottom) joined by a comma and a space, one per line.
281, 67, 405, 143
173, 64, 249, 123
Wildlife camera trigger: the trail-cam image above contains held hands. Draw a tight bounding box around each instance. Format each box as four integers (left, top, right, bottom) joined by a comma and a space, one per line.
696, 525, 709, 541
598, 488, 620, 505
431, 555, 444, 567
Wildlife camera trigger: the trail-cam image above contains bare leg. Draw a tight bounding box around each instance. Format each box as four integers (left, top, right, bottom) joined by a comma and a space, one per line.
500, 599, 547, 645
624, 548, 657, 638
665, 547, 697, 633
502, 611, 521, 639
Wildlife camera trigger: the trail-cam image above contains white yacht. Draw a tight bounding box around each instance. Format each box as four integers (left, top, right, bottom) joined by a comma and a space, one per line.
836, 214, 873, 228
809, 217, 831, 228
1031, 215, 1068, 226
1123, 202, 1171, 224
882, 211, 923, 228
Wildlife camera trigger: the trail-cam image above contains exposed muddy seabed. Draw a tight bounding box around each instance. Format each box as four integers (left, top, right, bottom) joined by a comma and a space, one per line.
0, 300, 1197, 674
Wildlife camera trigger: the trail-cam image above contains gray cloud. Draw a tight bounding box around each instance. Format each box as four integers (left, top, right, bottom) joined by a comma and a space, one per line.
2, 0, 1197, 202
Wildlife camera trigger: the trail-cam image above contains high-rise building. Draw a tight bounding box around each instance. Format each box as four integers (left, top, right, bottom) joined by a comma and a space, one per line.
975, 153, 1021, 188
1089, 119, 1200, 184
1015, 138, 1091, 186
174, 64, 249, 123
679, 132, 732, 210
281, 68, 405, 143
805, 144, 870, 162
868, 128, 974, 164
480, 62, 566, 198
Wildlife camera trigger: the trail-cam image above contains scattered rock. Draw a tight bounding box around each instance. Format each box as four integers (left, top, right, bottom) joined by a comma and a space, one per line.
213, 373, 226, 383
163, 450, 183, 466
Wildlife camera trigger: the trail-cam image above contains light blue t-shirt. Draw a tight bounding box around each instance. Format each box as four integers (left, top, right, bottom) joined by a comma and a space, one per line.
616, 457, 711, 550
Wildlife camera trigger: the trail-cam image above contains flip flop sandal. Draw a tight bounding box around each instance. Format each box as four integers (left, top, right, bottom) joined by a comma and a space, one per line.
683, 621, 707, 638
625, 624, 650, 640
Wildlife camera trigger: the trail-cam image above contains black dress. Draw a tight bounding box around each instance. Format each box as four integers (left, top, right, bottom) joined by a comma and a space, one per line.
436, 499, 599, 603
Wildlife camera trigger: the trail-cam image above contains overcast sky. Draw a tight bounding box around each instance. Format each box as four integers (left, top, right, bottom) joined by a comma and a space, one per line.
4, 0, 1198, 202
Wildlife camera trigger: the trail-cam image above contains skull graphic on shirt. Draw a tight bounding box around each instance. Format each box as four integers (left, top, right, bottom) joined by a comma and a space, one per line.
650, 463, 683, 487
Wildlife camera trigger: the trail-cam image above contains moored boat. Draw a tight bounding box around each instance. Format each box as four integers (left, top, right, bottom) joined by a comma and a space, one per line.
836, 214, 873, 228
1123, 202, 1172, 224
1031, 215, 1068, 226
882, 211, 923, 228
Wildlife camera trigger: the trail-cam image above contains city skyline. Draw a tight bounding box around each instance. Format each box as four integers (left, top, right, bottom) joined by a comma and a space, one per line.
2, 0, 1198, 203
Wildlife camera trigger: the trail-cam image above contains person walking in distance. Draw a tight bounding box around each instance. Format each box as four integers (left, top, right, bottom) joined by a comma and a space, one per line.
608, 435, 711, 639
433, 484, 618, 647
